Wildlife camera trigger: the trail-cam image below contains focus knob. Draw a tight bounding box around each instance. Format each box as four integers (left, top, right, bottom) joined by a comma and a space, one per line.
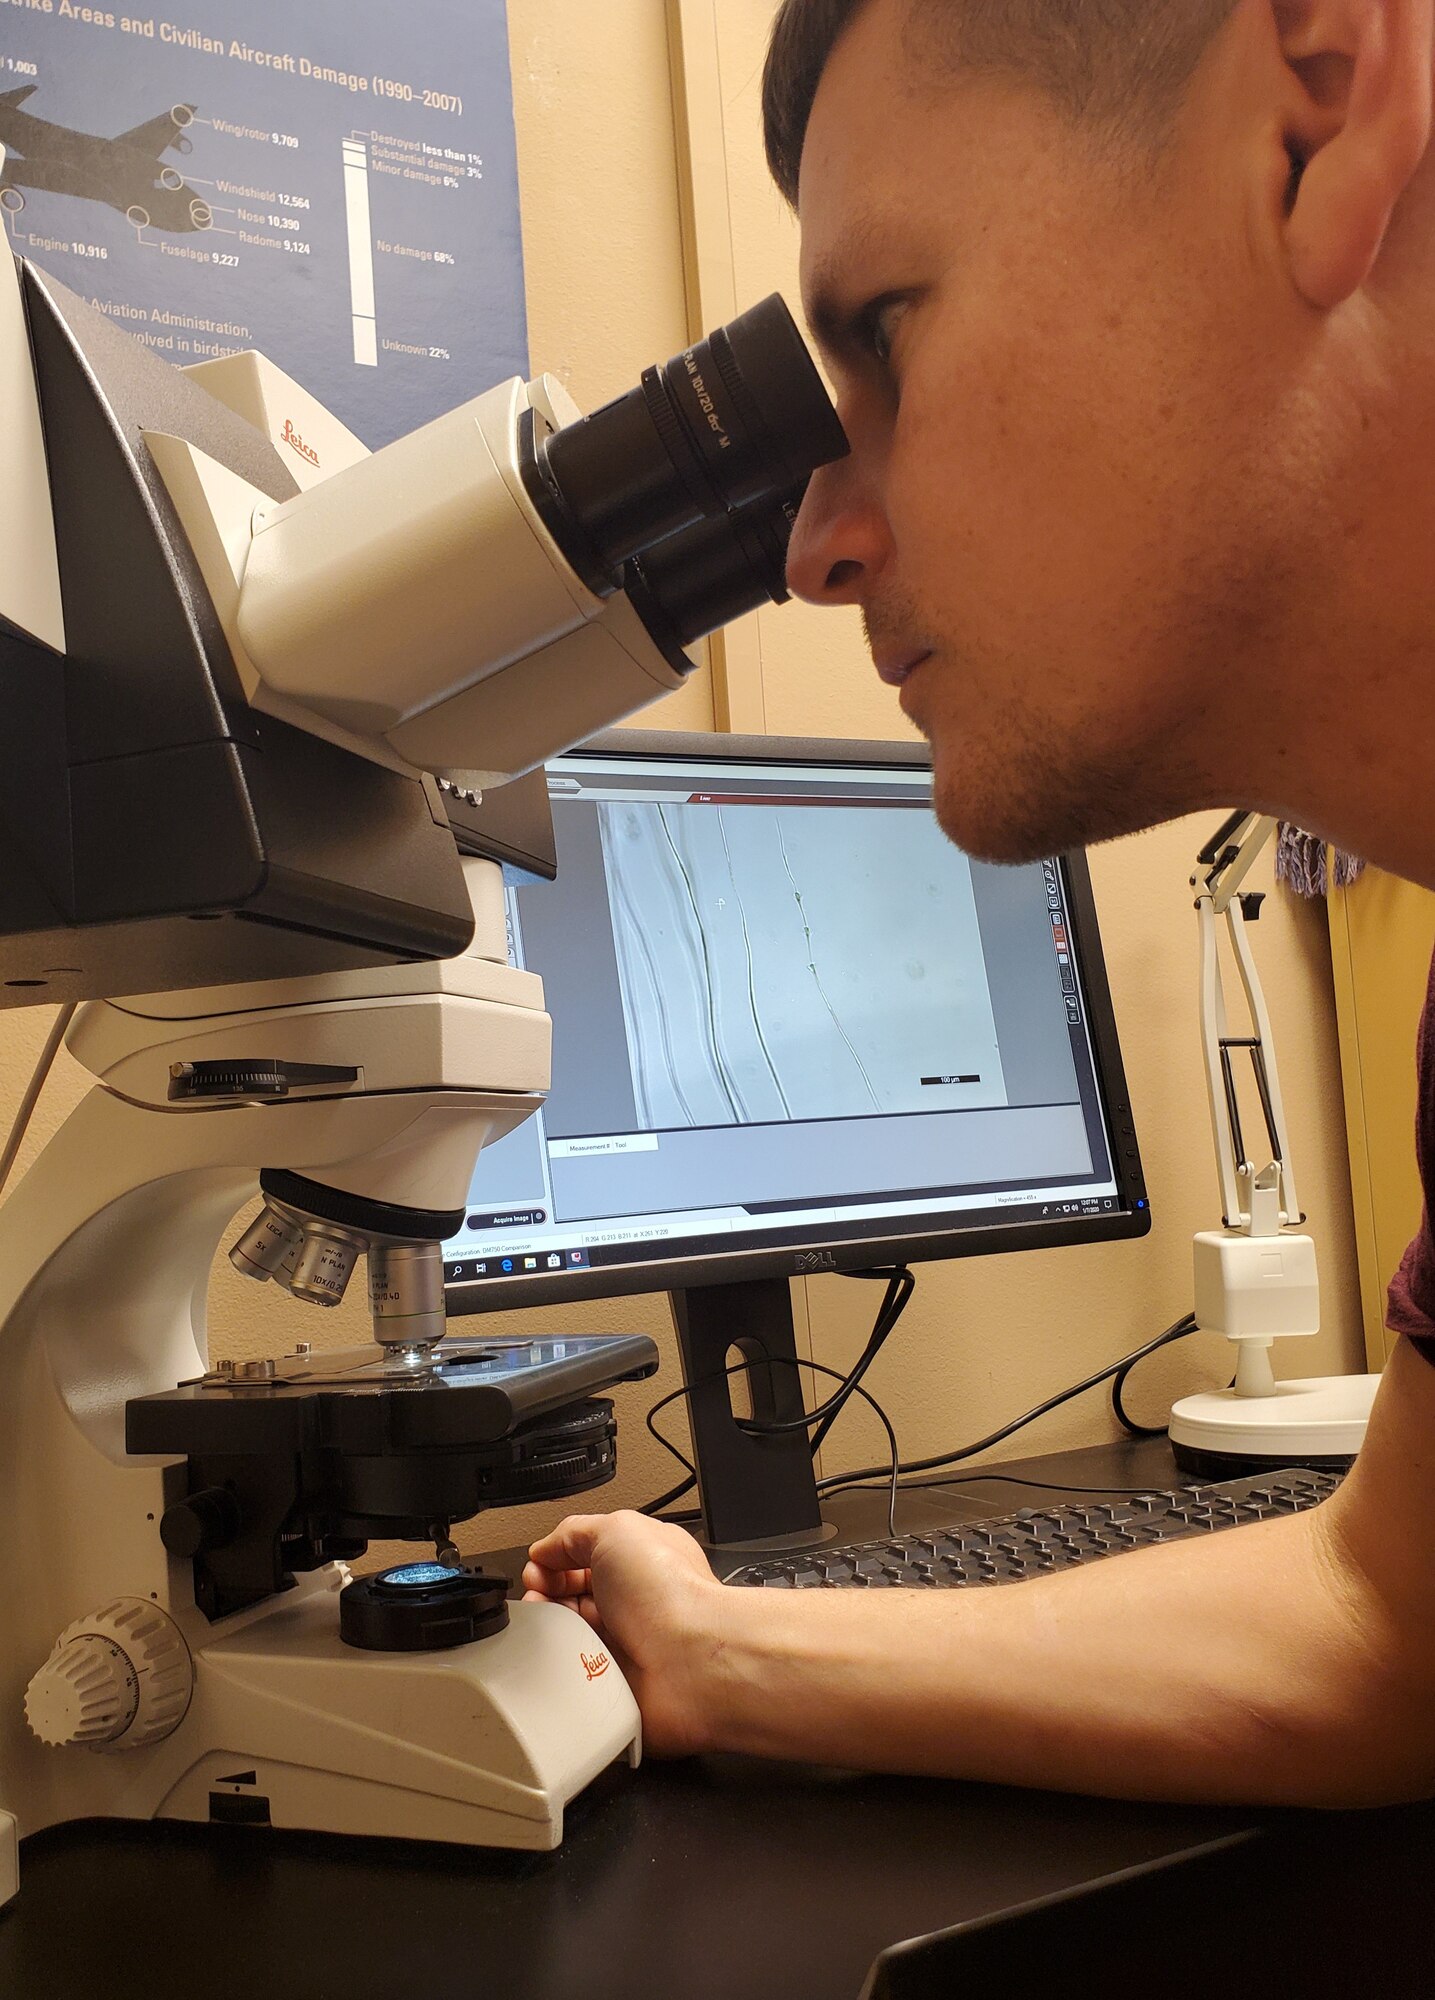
24, 1635, 136, 1748
161, 1486, 241, 1559
25, 1599, 192, 1753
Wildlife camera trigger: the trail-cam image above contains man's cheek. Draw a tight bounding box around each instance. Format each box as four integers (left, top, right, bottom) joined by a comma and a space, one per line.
901, 497, 1061, 654
903, 395, 1084, 571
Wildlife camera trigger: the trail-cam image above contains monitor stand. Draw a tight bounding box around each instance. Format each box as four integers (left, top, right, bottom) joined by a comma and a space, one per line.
670, 1277, 838, 1551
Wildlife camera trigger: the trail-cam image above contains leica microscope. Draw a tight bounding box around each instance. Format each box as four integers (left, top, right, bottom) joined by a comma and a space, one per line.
0, 249, 846, 1894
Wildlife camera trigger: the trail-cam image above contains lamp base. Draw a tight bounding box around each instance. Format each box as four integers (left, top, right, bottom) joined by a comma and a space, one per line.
1169, 1373, 1379, 1480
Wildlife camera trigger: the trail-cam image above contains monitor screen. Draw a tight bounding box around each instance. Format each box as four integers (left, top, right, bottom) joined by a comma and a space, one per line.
443, 731, 1148, 1316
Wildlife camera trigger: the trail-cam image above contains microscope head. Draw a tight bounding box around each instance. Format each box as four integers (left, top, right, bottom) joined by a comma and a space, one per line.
233, 293, 843, 788
0, 257, 846, 1006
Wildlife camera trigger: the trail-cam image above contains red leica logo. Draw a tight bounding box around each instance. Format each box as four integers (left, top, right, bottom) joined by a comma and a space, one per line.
581, 1650, 611, 1682
281, 418, 319, 467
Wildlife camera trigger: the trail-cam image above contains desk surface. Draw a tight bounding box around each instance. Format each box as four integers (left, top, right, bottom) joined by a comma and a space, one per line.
0, 1440, 1418, 2000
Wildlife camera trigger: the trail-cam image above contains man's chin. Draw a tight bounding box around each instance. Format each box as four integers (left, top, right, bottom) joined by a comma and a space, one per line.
932, 791, 1057, 865
929, 764, 1060, 864
929, 752, 1150, 865
912, 702, 1080, 862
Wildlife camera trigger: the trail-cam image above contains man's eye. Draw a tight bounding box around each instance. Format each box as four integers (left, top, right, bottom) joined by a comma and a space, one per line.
865, 297, 909, 367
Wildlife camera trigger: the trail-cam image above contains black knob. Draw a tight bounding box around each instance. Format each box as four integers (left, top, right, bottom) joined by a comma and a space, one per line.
161, 1486, 241, 1558
168, 1060, 360, 1102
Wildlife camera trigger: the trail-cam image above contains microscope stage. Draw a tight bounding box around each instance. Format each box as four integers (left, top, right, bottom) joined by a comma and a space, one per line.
126, 1333, 659, 1456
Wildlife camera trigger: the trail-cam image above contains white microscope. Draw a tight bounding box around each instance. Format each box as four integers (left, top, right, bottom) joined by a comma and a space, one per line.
0, 250, 846, 1899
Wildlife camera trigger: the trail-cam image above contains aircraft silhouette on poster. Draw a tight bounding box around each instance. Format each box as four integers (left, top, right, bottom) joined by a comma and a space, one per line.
0, 86, 211, 233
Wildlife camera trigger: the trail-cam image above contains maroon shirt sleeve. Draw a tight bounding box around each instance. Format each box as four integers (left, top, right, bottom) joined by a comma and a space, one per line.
1385, 945, 1435, 1368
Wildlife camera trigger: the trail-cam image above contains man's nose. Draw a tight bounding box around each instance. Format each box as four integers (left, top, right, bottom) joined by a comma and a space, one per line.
784, 460, 894, 607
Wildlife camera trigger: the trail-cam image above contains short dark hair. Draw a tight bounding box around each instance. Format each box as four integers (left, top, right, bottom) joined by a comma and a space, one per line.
762, 0, 1239, 205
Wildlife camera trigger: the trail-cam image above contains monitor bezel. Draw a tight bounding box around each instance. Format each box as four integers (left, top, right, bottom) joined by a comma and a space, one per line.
444, 728, 1150, 1319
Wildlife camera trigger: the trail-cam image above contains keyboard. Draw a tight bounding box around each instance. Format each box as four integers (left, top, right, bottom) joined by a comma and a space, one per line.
724, 1466, 1346, 1589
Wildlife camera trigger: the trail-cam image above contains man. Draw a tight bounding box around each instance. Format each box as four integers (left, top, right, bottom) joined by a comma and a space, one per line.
523, 0, 1435, 1807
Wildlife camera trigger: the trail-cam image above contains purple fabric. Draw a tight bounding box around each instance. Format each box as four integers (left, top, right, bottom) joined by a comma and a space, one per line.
1386, 946, 1435, 1369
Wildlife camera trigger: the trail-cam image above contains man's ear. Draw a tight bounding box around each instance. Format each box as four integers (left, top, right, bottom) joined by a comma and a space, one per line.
1274, 0, 1434, 307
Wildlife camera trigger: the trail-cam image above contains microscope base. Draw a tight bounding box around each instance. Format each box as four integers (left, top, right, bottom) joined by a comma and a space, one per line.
156, 1586, 641, 1853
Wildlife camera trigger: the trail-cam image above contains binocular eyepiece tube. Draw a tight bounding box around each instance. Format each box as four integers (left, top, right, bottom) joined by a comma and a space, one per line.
523, 293, 847, 654
232, 291, 846, 776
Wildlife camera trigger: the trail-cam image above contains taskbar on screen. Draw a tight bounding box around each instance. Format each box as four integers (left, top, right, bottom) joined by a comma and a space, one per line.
442, 1189, 1129, 1287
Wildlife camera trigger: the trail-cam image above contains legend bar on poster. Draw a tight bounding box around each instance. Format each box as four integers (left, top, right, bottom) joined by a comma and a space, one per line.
341, 137, 377, 367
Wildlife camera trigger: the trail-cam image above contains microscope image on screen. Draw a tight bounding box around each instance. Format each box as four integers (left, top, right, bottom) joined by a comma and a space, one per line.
458, 743, 1120, 1277
598, 797, 1008, 1129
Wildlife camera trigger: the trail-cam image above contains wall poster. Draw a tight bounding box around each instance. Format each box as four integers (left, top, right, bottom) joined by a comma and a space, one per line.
0, 0, 527, 445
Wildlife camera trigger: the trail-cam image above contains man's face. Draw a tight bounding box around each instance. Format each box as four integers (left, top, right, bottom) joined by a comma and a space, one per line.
788, 0, 1317, 862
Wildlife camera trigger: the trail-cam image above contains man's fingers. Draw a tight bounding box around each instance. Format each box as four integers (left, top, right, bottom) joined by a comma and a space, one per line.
520, 1558, 591, 1599
527, 1515, 604, 1572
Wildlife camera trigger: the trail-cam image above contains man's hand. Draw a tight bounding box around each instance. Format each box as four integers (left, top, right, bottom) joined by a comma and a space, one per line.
523, 1511, 728, 1757
525, 1353, 1435, 1805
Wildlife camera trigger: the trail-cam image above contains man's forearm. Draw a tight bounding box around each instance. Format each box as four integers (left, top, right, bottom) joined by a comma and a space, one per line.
702, 1507, 1426, 1807
526, 1351, 1435, 1804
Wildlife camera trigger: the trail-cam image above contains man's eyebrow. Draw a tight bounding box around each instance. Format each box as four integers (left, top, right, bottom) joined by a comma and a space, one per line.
807, 283, 860, 357
803, 220, 891, 355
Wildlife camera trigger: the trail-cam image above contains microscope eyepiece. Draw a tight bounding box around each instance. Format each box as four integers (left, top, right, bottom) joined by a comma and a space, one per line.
522, 293, 847, 592
622, 481, 804, 661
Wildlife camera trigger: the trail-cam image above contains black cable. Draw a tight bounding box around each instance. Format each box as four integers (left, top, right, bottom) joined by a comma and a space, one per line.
644, 1355, 902, 1536
638, 1264, 913, 1513
640, 1396, 701, 1517
638, 1293, 1195, 1526
805, 1266, 913, 1456
819, 1469, 1192, 1504
814, 1311, 1200, 1496
733, 1265, 912, 1444
1110, 1314, 1197, 1439
639, 1472, 696, 1517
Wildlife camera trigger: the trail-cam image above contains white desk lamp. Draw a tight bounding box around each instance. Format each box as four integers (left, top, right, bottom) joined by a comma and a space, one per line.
1168, 812, 1379, 1472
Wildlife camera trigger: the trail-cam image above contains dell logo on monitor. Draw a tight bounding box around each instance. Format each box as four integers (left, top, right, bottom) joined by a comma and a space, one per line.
794, 1251, 837, 1274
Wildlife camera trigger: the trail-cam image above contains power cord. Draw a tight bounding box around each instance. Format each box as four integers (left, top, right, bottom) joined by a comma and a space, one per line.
638, 1264, 913, 1518
640, 1471, 698, 1519
640, 1383, 699, 1507
637, 1293, 1200, 1530
806, 1266, 912, 1457
818, 1470, 1204, 1503
1110, 1313, 1198, 1438
644, 1354, 902, 1536
815, 1310, 1200, 1499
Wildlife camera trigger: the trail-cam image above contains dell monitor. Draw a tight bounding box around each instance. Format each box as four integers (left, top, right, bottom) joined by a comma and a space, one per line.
443, 731, 1149, 1546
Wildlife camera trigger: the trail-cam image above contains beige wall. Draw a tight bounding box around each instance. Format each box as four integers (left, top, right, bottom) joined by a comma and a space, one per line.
0, 0, 1362, 1570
